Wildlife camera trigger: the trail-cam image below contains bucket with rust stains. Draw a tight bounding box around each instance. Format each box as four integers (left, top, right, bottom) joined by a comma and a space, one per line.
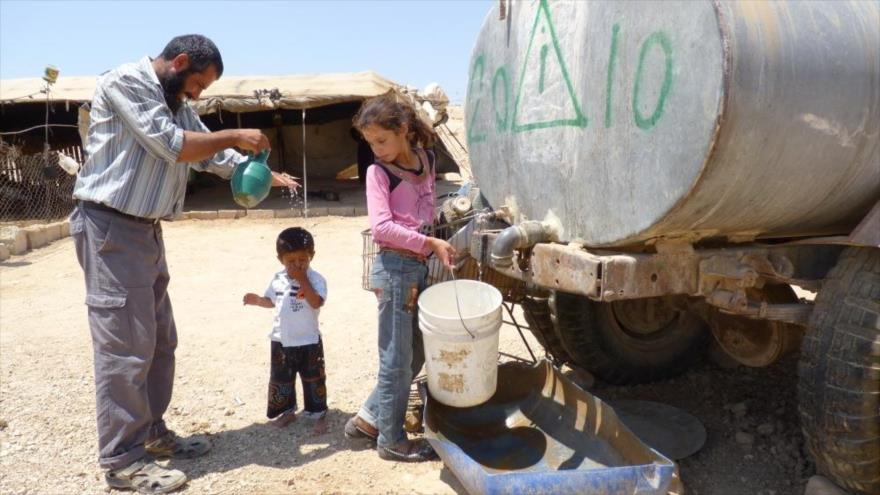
418, 280, 503, 408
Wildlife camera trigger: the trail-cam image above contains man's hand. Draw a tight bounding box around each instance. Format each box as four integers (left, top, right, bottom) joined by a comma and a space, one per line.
235, 129, 270, 153
180, 128, 268, 163
271, 172, 301, 190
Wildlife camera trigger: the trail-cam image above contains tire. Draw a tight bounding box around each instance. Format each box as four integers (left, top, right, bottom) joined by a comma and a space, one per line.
521, 296, 573, 366
798, 247, 880, 495
551, 292, 709, 385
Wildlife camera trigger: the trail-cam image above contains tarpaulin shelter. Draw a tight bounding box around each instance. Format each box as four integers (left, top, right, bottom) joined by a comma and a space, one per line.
0, 71, 464, 179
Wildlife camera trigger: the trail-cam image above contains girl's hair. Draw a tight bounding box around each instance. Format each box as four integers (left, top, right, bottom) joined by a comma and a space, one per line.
353, 90, 435, 148
277, 227, 315, 256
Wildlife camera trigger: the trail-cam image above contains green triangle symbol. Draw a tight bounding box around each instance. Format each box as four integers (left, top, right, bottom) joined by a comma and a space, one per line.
512, 0, 587, 132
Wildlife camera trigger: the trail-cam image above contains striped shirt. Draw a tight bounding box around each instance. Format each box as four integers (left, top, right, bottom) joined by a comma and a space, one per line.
73, 56, 244, 220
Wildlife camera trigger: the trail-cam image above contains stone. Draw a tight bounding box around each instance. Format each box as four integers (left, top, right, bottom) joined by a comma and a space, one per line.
0, 227, 28, 255
804, 475, 850, 495
224, 408, 235, 416
59, 220, 71, 237
757, 423, 775, 436
217, 210, 244, 219
274, 209, 302, 219
245, 209, 274, 219
735, 431, 754, 445
731, 402, 748, 418
0, 244, 9, 262
188, 211, 219, 220
44, 223, 62, 243
327, 206, 355, 217
303, 207, 329, 217
354, 206, 369, 217
23, 226, 47, 250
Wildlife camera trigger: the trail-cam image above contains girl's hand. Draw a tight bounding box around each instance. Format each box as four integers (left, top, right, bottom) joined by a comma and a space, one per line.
427, 238, 457, 268
243, 293, 262, 306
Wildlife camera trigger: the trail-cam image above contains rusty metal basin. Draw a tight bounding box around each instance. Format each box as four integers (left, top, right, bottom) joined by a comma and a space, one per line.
425, 360, 678, 494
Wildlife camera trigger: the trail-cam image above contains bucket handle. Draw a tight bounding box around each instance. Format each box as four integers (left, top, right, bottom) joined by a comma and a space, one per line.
449, 267, 477, 339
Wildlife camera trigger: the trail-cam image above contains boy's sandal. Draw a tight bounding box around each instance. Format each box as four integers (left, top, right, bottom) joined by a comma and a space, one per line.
145, 430, 211, 459
344, 415, 378, 441
105, 459, 188, 494
377, 438, 437, 462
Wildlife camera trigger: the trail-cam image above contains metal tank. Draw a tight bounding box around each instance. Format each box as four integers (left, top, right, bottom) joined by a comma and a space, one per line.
465, 0, 880, 247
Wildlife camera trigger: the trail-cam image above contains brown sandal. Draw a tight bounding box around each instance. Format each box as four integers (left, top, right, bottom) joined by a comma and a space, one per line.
145, 430, 211, 459
344, 415, 378, 441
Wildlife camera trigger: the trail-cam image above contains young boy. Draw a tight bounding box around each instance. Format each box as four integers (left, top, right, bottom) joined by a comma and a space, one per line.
243, 227, 329, 434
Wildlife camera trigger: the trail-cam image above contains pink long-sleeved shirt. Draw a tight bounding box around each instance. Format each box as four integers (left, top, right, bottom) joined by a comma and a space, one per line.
366, 151, 436, 255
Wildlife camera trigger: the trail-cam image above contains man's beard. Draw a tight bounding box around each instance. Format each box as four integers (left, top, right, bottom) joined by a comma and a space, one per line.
158, 69, 191, 114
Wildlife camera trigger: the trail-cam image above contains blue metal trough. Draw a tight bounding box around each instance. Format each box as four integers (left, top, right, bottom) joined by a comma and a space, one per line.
425, 360, 678, 495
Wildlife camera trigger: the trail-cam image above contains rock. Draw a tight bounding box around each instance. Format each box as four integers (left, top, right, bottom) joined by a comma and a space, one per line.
217, 210, 245, 219
731, 402, 748, 418
0, 227, 28, 255
0, 244, 10, 262
735, 431, 755, 445
757, 423, 775, 436
245, 209, 274, 219
188, 211, 219, 220
0, 418, 7, 429
804, 475, 850, 495
23, 226, 48, 250
224, 408, 235, 416
327, 206, 355, 217
44, 223, 62, 243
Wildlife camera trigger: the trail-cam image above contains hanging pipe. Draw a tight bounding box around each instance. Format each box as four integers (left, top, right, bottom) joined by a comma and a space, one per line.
490, 221, 553, 269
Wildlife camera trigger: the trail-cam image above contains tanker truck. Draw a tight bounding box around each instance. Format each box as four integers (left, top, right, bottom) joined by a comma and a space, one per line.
451, 1, 879, 493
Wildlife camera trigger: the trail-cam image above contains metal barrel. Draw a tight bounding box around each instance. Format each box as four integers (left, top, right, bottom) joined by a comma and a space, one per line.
465, 0, 880, 246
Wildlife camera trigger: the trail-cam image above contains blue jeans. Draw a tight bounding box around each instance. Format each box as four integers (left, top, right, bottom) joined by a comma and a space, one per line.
358, 251, 427, 447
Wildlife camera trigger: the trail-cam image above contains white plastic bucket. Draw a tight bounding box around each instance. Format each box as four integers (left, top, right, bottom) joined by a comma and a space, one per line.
418, 279, 503, 407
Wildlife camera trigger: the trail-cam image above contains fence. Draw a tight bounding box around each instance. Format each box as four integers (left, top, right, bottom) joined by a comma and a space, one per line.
0, 143, 83, 223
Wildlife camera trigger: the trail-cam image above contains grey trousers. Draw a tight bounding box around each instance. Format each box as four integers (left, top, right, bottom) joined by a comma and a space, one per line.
71, 205, 176, 470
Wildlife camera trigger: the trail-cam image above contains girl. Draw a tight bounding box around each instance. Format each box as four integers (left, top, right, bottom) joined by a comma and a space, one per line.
344, 91, 455, 462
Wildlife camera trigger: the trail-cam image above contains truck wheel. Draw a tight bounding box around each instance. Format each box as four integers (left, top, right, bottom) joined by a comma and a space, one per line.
551, 292, 709, 384
798, 247, 880, 495
521, 296, 573, 366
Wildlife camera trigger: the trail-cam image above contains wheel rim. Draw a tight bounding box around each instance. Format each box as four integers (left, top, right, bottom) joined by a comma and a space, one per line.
610, 298, 679, 339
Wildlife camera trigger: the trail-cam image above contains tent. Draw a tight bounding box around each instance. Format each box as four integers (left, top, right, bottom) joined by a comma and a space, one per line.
0, 71, 466, 179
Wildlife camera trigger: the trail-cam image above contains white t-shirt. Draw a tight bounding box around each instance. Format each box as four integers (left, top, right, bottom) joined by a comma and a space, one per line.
263, 268, 328, 347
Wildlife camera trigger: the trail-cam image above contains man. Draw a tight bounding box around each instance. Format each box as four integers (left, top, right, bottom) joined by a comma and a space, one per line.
71, 34, 298, 493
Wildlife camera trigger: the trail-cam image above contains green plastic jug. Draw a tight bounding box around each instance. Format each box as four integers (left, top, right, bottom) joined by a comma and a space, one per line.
231, 150, 272, 208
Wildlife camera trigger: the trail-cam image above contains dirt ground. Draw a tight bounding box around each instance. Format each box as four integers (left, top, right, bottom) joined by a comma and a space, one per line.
0, 216, 813, 494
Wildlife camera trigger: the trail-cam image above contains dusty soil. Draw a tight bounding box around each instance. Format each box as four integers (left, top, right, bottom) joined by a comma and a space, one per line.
0, 217, 813, 494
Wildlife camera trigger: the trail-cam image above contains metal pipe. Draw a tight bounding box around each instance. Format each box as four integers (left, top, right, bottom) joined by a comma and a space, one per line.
490, 220, 551, 268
